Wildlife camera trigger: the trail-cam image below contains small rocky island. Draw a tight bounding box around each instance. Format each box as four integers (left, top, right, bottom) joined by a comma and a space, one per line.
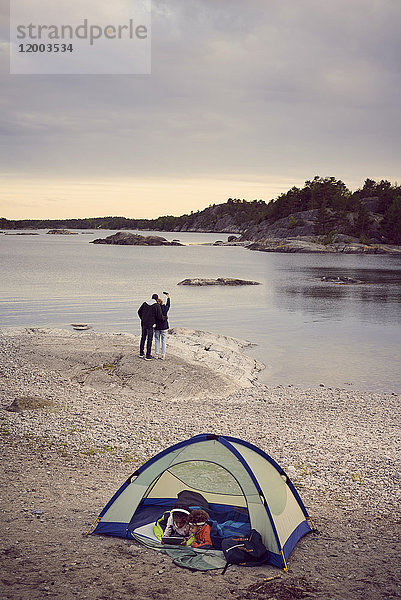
321, 276, 362, 284
47, 229, 78, 235
90, 232, 183, 246
178, 277, 261, 286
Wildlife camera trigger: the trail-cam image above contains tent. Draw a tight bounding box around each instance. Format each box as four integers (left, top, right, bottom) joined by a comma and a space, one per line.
92, 434, 312, 569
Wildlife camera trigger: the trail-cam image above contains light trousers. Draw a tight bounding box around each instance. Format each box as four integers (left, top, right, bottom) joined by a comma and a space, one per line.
154, 329, 167, 356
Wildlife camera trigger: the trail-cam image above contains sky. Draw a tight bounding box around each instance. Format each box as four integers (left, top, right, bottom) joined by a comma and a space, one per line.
1, 0, 400, 220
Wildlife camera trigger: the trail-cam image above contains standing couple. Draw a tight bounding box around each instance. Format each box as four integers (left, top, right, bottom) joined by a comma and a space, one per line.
137, 292, 171, 361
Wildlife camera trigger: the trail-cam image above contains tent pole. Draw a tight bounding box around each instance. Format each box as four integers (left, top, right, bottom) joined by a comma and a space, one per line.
280, 550, 288, 572
84, 516, 100, 536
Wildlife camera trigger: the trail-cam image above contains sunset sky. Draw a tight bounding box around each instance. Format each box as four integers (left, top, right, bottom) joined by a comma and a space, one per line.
1, 0, 400, 219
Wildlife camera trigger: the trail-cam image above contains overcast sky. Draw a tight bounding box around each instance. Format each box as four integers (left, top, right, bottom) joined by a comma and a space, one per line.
1, 0, 400, 219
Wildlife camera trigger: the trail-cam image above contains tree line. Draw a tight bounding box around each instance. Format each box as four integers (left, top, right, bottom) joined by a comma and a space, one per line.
1, 176, 400, 244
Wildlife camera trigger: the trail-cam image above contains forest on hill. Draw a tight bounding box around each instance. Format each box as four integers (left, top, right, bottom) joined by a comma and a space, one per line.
1, 176, 401, 244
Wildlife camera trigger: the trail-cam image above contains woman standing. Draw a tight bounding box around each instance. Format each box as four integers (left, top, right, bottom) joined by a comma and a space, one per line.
154, 292, 170, 360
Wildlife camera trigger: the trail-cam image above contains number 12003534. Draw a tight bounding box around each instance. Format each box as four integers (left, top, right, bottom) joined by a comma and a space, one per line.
18, 43, 73, 53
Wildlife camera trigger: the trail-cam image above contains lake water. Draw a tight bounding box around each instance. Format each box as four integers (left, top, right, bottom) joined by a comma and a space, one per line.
1, 229, 400, 394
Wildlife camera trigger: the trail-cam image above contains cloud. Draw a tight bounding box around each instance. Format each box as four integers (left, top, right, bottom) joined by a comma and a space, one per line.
0, 0, 400, 217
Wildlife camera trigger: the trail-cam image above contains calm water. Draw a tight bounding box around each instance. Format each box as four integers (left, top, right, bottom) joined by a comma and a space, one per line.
1, 229, 401, 393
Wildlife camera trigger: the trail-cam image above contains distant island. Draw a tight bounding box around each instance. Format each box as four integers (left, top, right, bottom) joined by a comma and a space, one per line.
90, 232, 183, 246
177, 278, 261, 286
47, 229, 78, 235
1, 176, 400, 252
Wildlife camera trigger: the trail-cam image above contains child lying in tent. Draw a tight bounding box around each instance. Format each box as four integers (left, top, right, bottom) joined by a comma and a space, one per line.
154, 502, 191, 542
185, 509, 213, 549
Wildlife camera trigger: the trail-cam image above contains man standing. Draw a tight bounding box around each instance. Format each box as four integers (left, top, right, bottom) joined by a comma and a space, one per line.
137, 293, 164, 360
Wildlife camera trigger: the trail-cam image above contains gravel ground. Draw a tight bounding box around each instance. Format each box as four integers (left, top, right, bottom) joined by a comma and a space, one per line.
0, 327, 400, 600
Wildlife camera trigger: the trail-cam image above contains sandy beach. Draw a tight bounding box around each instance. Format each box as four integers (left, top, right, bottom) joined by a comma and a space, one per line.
0, 327, 400, 600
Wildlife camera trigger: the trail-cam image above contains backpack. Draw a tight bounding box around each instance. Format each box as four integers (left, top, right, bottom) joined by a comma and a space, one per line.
221, 529, 270, 573
177, 490, 209, 510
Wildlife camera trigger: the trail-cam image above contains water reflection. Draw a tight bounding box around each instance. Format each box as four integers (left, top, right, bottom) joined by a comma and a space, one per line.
271, 260, 401, 323
279, 283, 401, 305
303, 265, 401, 285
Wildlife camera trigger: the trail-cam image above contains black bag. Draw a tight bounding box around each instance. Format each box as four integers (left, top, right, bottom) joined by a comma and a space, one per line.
221, 529, 270, 573
177, 490, 209, 510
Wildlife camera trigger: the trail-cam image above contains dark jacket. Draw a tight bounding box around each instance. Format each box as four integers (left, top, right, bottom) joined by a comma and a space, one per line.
155, 298, 170, 330
138, 300, 163, 327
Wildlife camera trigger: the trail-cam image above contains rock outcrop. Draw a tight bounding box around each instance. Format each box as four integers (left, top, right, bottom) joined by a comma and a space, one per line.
90, 232, 183, 246
241, 210, 318, 240
47, 229, 78, 235
245, 238, 401, 254
5, 396, 54, 412
178, 277, 261, 286
321, 276, 362, 284
235, 206, 401, 254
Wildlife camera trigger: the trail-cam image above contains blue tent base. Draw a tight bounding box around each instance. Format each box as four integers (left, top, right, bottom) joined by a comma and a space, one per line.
283, 520, 312, 561
93, 520, 128, 538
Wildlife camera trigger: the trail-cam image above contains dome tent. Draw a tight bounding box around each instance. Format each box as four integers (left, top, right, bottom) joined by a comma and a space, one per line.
92, 434, 312, 569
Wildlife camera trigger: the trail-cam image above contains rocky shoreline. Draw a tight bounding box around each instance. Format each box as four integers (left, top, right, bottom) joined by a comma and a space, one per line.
220, 235, 401, 255
92, 231, 401, 254
244, 237, 401, 255
3, 227, 401, 254
1, 327, 400, 600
